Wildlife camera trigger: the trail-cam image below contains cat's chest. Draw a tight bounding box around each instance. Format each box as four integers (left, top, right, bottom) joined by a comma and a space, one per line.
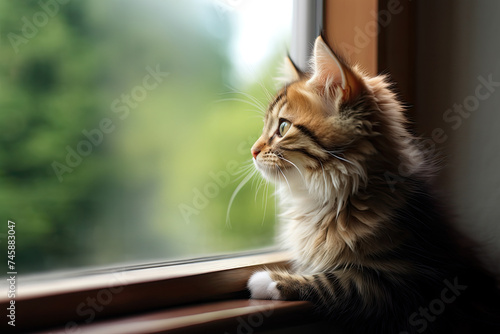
278, 213, 343, 272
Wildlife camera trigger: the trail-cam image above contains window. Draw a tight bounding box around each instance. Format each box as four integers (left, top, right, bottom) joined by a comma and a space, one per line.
0, 0, 293, 274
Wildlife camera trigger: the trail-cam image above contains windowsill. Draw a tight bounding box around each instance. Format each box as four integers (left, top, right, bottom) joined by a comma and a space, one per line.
36, 299, 316, 334
0, 250, 321, 333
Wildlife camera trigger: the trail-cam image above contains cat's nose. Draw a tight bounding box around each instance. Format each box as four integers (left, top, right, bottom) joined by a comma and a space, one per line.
251, 148, 261, 159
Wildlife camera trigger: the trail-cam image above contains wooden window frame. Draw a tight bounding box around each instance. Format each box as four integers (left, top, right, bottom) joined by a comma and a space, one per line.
324, 0, 415, 106
1, 1, 416, 333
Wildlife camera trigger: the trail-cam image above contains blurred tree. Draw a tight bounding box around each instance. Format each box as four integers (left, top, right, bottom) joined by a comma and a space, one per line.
0, 0, 279, 273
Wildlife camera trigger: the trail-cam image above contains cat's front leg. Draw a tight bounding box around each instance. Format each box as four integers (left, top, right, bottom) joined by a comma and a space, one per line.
247, 270, 306, 301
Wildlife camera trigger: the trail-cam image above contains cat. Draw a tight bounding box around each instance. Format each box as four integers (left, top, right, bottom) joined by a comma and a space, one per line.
247, 35, 500, 333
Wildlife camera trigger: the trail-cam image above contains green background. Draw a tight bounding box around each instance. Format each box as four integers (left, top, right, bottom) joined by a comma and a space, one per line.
0, 0, 286, 273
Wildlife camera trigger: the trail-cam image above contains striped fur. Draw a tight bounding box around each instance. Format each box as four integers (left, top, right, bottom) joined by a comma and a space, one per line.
248, 36, 500, 333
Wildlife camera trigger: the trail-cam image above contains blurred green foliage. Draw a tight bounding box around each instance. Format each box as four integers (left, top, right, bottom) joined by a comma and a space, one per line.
0, 0, 285, 273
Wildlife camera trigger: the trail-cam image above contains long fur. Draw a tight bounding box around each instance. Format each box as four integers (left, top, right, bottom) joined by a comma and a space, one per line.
248, 36, 500, 333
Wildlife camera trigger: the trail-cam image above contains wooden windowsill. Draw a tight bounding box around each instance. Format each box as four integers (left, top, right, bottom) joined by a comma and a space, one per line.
36, 299, 316, 334
1, 251, 298, 333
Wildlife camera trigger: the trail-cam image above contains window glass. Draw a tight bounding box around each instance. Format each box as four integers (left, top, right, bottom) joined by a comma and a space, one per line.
0, 0, 292, 273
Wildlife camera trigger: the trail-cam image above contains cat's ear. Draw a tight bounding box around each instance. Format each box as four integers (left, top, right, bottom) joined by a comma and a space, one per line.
307, 36, 362, 101
279, 56, 304, 83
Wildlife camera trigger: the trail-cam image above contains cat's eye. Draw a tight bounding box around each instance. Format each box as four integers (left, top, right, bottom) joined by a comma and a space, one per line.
278, 120, 291, 137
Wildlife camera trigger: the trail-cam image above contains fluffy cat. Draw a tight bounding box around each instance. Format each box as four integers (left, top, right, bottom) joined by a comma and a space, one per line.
247, 35, 500, 333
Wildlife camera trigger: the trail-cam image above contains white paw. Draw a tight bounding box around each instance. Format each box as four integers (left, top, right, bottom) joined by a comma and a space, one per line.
247, 271, 283, 300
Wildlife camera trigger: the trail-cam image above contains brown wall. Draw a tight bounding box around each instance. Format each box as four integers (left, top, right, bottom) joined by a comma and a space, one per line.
415, 1, 500, 272
325, 0, 500, 273
323, 0, 415, 106
323, 0, 378, 76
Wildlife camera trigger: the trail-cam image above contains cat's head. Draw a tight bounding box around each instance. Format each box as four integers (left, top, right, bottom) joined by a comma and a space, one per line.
251, 36, 419, 202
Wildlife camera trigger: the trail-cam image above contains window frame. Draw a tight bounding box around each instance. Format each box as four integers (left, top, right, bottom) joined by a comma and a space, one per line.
290, 0, 323, 71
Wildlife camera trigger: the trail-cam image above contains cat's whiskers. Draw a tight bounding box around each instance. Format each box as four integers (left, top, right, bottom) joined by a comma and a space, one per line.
250, 163, 262, 189
324, 150, 355, 165
261, 178, 269, 226
255, 78, 274, 102
247, 114, 267, 121
214, 97, 265, 116
236, 160, 254, 172
276, 153, 304, 182
244, 159, 275, 226
274, 171, 278, 220
224, 84, 267, 104
258, 167, 275, 226
221, 86, 267, 112
232, 162, 256, 182
254, 175, 266, 202
226, 167, 258, 228
231, 88, 267, 110
276, 164, 292, 194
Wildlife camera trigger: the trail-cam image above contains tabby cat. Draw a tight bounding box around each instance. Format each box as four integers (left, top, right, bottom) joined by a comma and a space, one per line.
247, 36, 500, 333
